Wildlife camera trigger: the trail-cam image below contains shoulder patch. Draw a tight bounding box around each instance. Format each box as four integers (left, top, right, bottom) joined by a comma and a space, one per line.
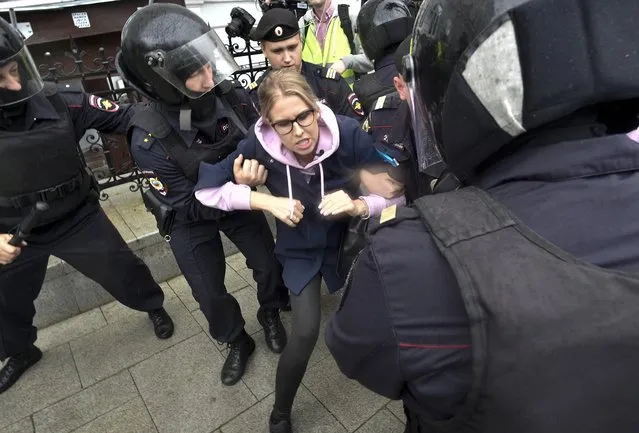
89, 95, 119, 112
148, 176, 168, 196
347, 93, 365, 117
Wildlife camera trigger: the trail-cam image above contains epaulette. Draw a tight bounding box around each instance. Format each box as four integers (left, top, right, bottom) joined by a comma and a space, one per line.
56, 81, 84, 94
135, 130, 158, 151
127, 107, 172, 151
371, 91, 402, 112
367, 204, 419, 234
248, 81, 258, 90
321, 66, 341, 81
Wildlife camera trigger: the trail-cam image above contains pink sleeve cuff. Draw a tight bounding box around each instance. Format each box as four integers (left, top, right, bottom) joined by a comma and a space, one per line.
360, 194, 405, 217
194, 182, 252, 211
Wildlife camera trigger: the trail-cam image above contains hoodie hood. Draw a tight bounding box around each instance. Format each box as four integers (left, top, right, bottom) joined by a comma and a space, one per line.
254, 102, 341, 215
254, 102, 340, 169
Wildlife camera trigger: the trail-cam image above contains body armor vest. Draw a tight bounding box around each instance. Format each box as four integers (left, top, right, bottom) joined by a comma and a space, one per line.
128, 90, 248, 184
408, 187, 639, 433
0, 85, 90, 228
354, 71, 395, 114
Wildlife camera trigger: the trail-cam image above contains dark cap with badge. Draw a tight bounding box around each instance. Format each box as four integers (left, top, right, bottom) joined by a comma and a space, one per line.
250, 8, 300, 42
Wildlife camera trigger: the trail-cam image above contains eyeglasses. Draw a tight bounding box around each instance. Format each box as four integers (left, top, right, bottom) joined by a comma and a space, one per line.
270, 109, 316, 135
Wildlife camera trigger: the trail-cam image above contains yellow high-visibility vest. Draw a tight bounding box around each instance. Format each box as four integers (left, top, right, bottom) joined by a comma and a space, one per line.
302, 17, 355, 86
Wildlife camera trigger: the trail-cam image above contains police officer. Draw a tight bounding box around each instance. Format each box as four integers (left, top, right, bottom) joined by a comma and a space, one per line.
0, 16, 174, 394
362, 36, 434, 202
327, 0, 639, 431
247, 8, 365, 121
353, 0, 413, 113
116, 3, 288, 386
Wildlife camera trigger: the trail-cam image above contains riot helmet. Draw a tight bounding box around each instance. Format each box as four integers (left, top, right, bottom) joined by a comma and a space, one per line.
0, 16, 44, 107
116, 3, 239, 106
407, 0, 639, 180
356, 0, 414, 64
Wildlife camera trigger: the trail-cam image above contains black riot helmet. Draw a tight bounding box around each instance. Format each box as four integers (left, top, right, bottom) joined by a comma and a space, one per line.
356, 0, 414, 64
116, 3, 239, 106
406, 0, 639, 181
0, 16, 44, 107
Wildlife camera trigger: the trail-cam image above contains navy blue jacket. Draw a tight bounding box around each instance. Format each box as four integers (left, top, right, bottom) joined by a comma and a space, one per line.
326, 122, 639, 421
195, 115, 383, 294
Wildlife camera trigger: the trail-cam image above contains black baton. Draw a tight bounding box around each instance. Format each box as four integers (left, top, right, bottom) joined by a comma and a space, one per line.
8, 202, 49, 246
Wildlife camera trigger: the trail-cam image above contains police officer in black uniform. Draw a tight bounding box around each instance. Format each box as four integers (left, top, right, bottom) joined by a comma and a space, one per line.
353, 0, 413, 113
327, 0, 639, 431
116, 3, 288, 386
0, 16, 174, 394
247, 8, 365, 121
362, 36, 434, 202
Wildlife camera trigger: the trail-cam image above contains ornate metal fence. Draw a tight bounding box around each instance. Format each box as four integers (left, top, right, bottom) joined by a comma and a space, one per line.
38, 35, 269, 200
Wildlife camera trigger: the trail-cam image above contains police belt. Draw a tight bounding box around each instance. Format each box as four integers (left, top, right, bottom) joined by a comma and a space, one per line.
0, 172, 85, 209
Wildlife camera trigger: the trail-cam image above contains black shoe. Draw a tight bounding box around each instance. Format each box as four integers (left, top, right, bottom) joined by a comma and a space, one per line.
148, 308, 174, 339
269, 410, 292, 433
257, 308, 287, 354
0, 345, 43, 394
221, 332, 255, 386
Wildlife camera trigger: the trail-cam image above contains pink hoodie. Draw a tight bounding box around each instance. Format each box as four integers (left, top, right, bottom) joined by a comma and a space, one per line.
195, 103, 403, 216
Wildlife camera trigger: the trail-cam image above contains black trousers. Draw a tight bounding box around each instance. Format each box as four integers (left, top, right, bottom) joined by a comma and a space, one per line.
0, 201, 165, 360
169, 210, 288, 343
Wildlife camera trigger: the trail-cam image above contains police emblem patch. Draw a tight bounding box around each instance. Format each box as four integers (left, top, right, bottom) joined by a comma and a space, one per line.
149, 177, 167, 196
347, 93, 364, 116
89, 95, 119, 112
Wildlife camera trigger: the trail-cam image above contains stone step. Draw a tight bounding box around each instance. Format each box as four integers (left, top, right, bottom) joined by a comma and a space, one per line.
35, 184, 274, 330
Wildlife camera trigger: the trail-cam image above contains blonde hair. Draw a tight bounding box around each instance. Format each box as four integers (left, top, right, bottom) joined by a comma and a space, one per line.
257, 68, 320, 121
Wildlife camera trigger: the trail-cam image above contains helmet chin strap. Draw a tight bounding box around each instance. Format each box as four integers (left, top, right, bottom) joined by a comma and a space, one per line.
179, 90, 218, 131
179, 107, 192, 131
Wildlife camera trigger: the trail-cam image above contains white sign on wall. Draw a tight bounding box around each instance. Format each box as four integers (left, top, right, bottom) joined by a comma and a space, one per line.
71, 12, 91, 29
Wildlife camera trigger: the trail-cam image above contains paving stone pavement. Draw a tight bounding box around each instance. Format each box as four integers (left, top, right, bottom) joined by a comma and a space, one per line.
0, 252, 406, 433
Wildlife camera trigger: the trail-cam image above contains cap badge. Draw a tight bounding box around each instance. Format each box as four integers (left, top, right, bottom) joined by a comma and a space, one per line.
274, 26, 283, 36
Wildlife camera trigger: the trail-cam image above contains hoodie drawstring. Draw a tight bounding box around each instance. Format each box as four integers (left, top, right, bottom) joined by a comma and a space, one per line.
319, 163, 325, 199
286, 165, 294, 218
286, 163, 326, 219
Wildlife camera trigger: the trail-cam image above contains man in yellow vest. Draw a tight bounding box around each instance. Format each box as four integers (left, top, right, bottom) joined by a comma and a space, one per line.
299, 0, 372, 86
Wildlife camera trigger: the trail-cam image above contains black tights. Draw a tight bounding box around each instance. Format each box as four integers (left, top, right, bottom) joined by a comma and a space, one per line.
273, 275, 322, 416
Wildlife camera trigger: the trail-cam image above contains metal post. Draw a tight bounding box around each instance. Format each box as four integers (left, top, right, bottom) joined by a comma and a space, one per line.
8, 8, 18, 29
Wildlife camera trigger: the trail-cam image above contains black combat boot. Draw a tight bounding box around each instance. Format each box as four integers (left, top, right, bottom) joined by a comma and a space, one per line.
257, 308, 287, 354
0, 345, 43, 394
221, 330, 255, 386
269, 409, 292, 433
148, 308, 174, 339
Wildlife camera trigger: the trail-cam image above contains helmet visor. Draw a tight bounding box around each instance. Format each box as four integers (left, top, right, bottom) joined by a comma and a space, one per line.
0, 46, 44, 107
403, 54, 445, 178
147, 29, 239, 99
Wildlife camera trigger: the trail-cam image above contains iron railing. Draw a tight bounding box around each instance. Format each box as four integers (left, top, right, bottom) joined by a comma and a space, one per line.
38, 35, 269, 200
